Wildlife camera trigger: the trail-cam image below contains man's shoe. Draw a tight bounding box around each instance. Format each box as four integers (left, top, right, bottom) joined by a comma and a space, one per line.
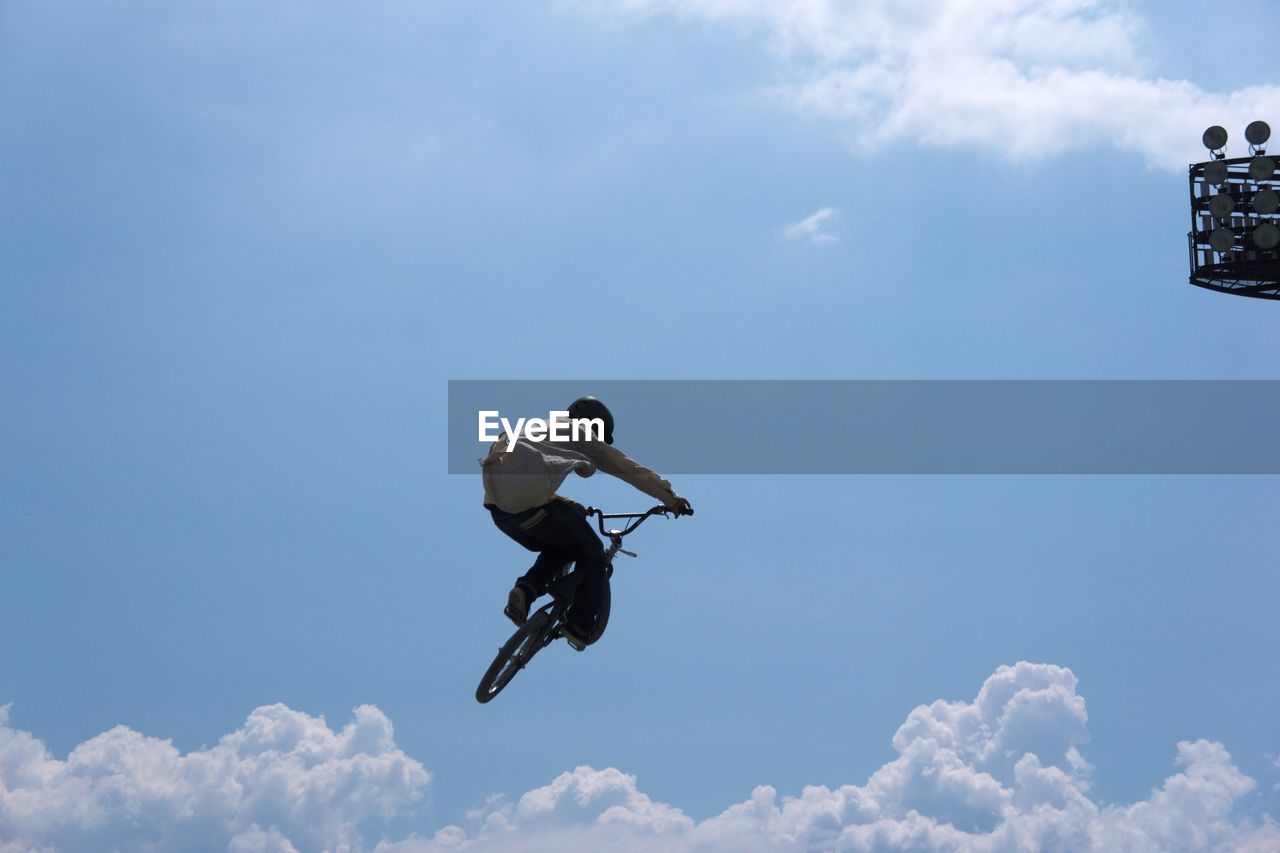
560, 621, 591, 651
504, 586, 529, 626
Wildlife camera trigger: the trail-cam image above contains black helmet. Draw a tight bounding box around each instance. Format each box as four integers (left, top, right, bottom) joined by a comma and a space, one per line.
567, 396, 614, 444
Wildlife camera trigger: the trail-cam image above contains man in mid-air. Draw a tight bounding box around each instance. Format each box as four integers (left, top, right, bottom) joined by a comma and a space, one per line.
480, 396, 693, 650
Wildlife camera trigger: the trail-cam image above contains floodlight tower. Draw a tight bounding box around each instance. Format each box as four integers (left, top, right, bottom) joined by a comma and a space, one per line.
1188, 120, 1280, 298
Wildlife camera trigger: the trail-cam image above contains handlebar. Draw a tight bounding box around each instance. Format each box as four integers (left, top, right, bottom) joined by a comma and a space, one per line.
585, 504, 685, 538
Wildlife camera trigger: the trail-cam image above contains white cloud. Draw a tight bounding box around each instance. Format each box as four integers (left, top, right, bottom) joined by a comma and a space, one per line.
382, 663, 1280, 852
784, 206, 840, 244
0, 702, 429, 852
589, 0, 1280, 169
2, 663, 1278, 851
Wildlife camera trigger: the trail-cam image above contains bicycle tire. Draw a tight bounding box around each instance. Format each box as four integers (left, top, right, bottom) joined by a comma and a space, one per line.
587, 578, 611, 644
475, 611, 553, 703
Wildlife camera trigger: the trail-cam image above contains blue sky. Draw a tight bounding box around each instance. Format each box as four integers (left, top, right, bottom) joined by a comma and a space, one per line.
2, 1, 1279, 849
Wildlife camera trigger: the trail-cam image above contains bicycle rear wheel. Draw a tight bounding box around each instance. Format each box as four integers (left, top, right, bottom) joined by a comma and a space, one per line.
475, 611, 553, 703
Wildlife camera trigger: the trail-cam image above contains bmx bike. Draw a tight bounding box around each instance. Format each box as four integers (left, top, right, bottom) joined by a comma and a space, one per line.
475, 504, 678, 704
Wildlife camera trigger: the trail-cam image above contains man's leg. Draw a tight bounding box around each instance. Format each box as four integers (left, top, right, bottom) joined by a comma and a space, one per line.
490, 506, 562, 621
490, 500, 607, 640
517, 550, 571, 601
537, 501, 607, 639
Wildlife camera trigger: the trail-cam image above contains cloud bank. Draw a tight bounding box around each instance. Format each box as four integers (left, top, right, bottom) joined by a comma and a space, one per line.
388, 662, 1279, 852
590, 0, 1280, 169
0, 703, 429, 852
2, 663, 1277, 851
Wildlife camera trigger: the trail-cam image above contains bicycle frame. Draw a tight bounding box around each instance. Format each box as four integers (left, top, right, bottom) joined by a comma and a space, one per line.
542, 505, 670, 607
475, 504, 676, 703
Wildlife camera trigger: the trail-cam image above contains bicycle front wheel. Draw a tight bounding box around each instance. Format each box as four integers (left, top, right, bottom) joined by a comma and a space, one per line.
475, 611, 553, 703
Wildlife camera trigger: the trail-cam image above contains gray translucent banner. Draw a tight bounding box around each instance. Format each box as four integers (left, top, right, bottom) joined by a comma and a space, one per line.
448, 380, 1280, 474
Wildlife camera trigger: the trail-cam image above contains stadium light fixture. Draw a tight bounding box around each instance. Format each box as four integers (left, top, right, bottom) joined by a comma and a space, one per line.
1186, 119, 1280, 299
1254, 189, 1279, 215
1202, 125, 1228, 151
1249, 155, 1276, 181
1245, 120, 1271, 147
1209, 227, 1236, 253
1255, 223, 1280, 251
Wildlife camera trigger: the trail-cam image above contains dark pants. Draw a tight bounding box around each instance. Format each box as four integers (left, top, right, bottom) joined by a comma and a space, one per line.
488, 499, 607, 635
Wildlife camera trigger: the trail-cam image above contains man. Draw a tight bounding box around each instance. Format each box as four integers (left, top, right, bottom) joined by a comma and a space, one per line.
481, 396, 693, 650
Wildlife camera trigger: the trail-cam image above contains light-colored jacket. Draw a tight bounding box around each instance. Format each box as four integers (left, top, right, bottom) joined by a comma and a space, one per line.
481, 434, 681, 513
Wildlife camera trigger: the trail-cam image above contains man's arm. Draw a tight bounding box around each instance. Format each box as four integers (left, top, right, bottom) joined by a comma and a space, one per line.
579, 441, 691, 513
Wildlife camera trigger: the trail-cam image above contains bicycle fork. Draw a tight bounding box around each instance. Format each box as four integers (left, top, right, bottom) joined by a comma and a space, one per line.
604, 532, 637, 563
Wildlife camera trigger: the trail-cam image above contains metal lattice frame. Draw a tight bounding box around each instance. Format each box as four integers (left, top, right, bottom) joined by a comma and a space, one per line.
1187, 156, 1280, 300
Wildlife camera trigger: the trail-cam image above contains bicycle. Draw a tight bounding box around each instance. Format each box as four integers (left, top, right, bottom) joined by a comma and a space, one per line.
475, 504, 681, 704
